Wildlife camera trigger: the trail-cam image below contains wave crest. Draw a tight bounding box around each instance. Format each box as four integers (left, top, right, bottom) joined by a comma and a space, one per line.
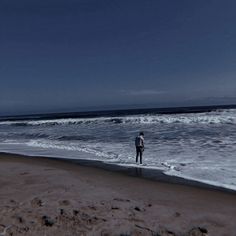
0, 109, 236, 126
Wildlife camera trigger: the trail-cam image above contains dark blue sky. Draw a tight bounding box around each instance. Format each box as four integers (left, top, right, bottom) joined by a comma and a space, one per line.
1, 0, 236, 115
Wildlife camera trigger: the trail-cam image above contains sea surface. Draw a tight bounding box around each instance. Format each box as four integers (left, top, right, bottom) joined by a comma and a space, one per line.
0, 106, 236, 190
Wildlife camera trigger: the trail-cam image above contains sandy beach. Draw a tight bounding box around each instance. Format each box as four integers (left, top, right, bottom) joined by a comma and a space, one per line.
0, 153, 235, 236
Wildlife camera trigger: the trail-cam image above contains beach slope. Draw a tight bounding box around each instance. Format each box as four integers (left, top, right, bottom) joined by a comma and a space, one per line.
0, 153, 235, 236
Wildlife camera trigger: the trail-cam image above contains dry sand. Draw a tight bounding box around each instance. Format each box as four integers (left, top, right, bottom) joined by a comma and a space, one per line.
0, 153, 235, 236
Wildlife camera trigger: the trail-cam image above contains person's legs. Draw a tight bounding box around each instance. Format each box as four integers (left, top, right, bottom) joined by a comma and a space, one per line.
140, 150, 143, 164
136, 147, 139, 163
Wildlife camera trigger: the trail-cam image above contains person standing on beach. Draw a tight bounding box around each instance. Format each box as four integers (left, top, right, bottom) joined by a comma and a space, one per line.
135, 132, 144, 164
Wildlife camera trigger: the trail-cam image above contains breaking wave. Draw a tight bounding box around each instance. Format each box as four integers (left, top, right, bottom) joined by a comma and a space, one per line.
0, 109, 236, 126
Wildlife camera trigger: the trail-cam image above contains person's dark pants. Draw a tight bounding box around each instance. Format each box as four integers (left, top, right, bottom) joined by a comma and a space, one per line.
136, 146, 143, 164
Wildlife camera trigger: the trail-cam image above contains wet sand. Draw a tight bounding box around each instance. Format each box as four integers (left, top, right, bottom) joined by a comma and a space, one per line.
0, 153, 236, 236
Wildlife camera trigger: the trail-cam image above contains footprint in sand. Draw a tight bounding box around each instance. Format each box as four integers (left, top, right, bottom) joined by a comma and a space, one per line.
113, 198, 130, 202
31, 197, 43, 207
59, 200, 70, 206
0, 225, 12, 236
19, 172, 30, 175
188, 227, 208, 236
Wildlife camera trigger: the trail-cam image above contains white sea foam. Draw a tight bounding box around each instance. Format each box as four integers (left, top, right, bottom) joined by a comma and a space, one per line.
26, 140, 118, 160
0, 109, 236, 126
165, 170, 236, 191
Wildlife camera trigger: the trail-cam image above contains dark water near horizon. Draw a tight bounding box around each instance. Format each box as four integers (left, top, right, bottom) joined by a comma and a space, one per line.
0, 104, 236, 190
1, 104, 236, 121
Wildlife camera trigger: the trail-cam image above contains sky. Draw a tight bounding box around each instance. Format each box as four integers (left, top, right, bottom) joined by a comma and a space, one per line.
0, 0, 236, 115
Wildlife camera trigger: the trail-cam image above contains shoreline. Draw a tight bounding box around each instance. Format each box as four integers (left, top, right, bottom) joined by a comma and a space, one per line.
0, 152, 236, 235
1, 151, 235, 194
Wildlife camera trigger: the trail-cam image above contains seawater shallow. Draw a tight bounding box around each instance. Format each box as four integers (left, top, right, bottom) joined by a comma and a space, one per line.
0, 108, 236, 190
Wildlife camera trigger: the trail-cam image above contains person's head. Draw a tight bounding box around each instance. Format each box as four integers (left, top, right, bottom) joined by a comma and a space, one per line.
139, 132, 144, 136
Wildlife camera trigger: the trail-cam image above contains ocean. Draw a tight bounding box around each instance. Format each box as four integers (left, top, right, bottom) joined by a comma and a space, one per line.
0, 105, 236, 191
